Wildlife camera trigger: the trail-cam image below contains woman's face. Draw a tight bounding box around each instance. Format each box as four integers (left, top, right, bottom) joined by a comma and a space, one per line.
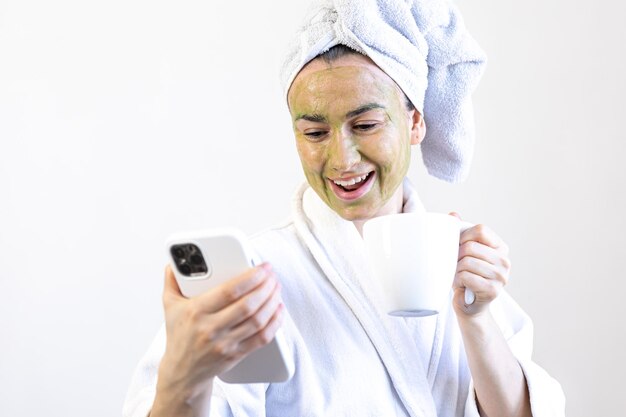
287, 54, 424, 222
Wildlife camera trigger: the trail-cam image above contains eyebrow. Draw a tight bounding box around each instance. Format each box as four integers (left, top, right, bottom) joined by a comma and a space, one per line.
294, 103, 386, 123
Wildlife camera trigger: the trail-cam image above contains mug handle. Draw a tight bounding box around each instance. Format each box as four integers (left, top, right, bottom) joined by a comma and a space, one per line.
459, 221, 476, 305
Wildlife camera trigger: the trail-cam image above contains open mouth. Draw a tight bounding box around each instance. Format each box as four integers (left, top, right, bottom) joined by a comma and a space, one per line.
328, 171, 375, 201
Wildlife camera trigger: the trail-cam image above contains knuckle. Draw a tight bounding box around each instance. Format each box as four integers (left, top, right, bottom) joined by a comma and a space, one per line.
462, 271, 474, 282
185, 303, 203, 323
212, 341, 233, 358
197, 326, 217, 346
502, 257, 512, 271
456, 257, 466, 270
474, 224, 487, 235
451, 277, 462, 290
263, 274, 276, 291
221, 286, 240, 304
239, 299, 257, 317
458, 257, 473, 270
227, 350, 245, 363
257, 330, 273, 346
249, 314, 265, 330
465, 241, 479, 255
494, 269, 508, 285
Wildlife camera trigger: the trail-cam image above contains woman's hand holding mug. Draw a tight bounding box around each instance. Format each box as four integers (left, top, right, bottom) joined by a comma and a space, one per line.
448, 212, 512, 318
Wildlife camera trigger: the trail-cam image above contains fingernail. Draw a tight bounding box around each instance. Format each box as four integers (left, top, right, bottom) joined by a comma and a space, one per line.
261, 262, 272, 272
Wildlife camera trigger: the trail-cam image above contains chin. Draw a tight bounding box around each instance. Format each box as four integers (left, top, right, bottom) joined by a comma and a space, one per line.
334, 205, 380, 222
319, 188, 388, 222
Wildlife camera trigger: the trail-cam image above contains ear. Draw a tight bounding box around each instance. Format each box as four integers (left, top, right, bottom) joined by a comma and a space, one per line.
409, 109, 426, 145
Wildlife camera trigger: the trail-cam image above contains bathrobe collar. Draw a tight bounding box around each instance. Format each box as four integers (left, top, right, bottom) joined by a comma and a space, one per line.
292, 177, 439, 417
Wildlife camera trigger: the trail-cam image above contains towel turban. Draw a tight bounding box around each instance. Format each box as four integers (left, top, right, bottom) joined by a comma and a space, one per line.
280, 0, 487, 183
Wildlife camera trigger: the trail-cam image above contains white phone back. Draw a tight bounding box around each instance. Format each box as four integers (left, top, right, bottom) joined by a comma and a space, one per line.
166, 228, 294, 384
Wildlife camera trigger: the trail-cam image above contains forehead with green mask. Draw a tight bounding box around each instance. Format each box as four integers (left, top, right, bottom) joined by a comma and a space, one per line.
287, 47, 426, 222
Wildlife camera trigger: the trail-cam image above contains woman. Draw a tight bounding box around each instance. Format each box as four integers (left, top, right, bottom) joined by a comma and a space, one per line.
124, 1, 565, 416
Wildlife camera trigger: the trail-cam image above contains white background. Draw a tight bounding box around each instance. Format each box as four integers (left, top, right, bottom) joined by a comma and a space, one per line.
1, 0, 624, 416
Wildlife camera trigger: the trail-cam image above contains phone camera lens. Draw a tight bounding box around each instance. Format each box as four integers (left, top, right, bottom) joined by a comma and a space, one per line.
179, 264, 192, 276
172, 247, 185, 259
190, 254, 203, 265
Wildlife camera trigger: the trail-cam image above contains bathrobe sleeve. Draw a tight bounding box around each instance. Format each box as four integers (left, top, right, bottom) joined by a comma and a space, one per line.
462, 291, 566, 417
122, 325, 164, 417
122, 324, 249, 417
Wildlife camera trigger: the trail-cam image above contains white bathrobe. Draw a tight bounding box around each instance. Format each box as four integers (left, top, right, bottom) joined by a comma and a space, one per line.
123, 179, 566, 417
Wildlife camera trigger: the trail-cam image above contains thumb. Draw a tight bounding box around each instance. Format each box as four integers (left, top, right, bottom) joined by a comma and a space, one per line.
448, 211, 462, 220
163, 264, 185, 307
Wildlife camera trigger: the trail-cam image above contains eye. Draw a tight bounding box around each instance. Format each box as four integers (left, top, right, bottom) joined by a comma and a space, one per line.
353, 122, 379, 132
303, 130, 328, 141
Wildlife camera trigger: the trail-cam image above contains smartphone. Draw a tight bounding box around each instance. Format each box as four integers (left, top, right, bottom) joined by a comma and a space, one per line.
166, 228, 294, 384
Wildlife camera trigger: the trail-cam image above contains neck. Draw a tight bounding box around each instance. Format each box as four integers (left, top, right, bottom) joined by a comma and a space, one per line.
353, 186, 404, 237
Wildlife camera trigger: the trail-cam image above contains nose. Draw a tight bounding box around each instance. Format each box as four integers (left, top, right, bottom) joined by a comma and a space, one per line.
327, 130, 361, 173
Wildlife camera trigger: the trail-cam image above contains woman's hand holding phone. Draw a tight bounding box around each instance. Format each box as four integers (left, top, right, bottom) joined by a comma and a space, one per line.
151, 263, 284, 417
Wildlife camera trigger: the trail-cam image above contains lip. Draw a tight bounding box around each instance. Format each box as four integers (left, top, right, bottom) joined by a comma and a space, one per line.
328, 171, 376, 201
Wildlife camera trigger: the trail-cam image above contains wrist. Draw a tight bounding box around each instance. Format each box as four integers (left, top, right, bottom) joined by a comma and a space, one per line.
455, 309, 494, 331
152, 377, 214, 417
153, 358, 214, 415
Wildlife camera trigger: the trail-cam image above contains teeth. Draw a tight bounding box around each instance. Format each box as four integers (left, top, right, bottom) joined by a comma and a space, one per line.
333, 172, 369, 187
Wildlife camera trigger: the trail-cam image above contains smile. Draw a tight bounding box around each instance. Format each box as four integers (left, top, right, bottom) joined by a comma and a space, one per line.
332, 172, 370, 187
328, 171, 375, 201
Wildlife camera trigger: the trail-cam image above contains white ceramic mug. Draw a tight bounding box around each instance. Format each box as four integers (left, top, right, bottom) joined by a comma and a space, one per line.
362, 213, 474, 317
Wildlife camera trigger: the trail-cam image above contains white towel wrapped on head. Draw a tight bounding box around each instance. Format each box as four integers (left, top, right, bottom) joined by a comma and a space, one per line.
280, 0, 487, 183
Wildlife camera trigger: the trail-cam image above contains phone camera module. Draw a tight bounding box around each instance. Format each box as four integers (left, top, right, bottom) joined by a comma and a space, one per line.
171, 244, 208, 277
